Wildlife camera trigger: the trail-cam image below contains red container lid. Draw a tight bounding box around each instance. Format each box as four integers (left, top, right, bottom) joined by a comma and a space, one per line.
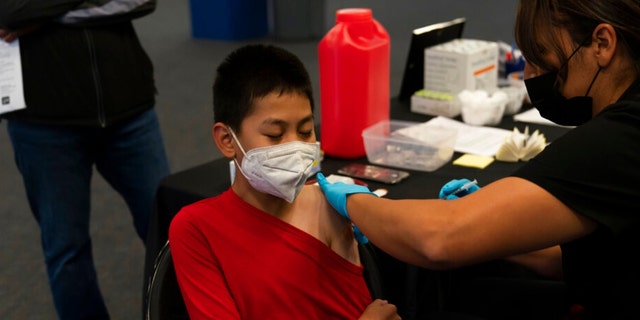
336, 8, 372, 23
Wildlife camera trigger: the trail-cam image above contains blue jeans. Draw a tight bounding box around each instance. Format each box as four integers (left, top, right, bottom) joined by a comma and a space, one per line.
7, 109, 170, 320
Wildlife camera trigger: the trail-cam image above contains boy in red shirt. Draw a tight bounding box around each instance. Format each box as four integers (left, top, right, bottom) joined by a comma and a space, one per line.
169, 44, 400, 320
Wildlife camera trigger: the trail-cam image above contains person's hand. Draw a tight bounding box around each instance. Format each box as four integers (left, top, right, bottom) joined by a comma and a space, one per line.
0, 25, 42, 43
0, 29, 16, 42
438, 178, 480, 200
358, 299, 401, 320
316, 172, 377, 220
317, 172, 376, 245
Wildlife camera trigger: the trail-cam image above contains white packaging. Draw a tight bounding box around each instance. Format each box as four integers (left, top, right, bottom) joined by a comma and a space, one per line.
410, 90, 461, 118
424, 39, 499, 95
458, 90, 508, 126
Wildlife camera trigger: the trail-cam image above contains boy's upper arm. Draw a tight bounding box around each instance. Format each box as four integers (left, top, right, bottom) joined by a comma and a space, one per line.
169, 208, 242, 320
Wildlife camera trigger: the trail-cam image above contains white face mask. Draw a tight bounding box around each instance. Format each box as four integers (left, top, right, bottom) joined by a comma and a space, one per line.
229, 128, 320, 203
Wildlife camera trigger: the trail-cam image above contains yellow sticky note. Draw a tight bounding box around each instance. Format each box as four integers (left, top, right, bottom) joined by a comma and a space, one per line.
453, 154, 495, 169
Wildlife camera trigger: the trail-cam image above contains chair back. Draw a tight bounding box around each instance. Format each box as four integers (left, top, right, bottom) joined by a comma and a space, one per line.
359, 242, 386, 300
145, 241, 189, 320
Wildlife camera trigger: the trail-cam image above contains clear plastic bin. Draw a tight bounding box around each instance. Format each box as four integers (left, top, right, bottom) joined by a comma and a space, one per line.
362, 120, 457, 172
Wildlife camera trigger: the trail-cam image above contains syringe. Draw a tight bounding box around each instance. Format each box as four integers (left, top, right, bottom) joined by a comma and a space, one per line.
450, 179, 478, 197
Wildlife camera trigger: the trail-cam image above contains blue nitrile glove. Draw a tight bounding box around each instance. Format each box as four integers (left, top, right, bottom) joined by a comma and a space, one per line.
352, 225, 369, 244
316, 172, 378, 220
316, 172, 377, 244
439, 178, 480, 200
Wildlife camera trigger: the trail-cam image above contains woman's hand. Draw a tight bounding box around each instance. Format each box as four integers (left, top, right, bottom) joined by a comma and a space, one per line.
0, 25, 42, 43
359, 299, 401, 320
0, 28, 17, 42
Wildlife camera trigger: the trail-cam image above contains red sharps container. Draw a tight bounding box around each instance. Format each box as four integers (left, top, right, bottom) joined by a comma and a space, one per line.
319, 8, 390, 158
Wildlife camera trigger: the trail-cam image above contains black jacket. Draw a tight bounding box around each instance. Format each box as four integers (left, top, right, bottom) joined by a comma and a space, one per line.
0, 0, 157, 126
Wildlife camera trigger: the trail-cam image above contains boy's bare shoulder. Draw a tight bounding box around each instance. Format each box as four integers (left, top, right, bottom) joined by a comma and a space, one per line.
304, 184, 354, 234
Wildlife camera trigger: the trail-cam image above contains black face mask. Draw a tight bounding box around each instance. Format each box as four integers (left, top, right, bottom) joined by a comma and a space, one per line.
523, 39, 601, 126
524, 71, 594, 126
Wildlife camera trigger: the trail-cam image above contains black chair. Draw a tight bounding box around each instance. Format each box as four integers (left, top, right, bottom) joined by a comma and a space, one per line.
144, 241, 189, 320
359, 242, 386, 300
144, 241, 386, 320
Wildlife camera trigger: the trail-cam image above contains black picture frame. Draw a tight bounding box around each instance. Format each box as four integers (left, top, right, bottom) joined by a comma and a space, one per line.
398, 17, 466, 101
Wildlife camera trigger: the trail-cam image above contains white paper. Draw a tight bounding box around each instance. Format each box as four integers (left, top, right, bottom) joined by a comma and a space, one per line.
0, 39, 26, 115
425, 116, 513, 157
513, 108, 574, 128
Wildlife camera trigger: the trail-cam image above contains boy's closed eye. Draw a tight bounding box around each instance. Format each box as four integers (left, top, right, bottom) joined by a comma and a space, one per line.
298, 130, 314, 138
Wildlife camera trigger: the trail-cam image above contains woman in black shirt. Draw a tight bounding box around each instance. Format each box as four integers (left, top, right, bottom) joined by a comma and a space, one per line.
318, 1, 640, 318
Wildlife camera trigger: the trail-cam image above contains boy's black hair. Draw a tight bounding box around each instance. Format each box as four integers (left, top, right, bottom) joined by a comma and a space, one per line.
213, 44, 314, 133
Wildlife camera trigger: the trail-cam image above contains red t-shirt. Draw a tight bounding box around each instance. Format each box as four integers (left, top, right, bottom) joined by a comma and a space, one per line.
169, 189, 372, 320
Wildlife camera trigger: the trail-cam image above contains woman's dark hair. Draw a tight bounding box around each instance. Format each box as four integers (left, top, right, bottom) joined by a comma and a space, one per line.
212, 44, 314, 133
515, 0, 640, 73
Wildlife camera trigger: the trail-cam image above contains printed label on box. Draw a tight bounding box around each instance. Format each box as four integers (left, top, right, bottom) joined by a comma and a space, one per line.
424, 39, 498, 95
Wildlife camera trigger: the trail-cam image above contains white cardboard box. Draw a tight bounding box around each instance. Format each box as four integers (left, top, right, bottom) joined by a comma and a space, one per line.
424, 39, 499, 95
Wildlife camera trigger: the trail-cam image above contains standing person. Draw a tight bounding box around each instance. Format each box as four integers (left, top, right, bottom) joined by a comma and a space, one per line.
317, 0, 640, 318
169, 44, 400, 320
0, 1, 170, 319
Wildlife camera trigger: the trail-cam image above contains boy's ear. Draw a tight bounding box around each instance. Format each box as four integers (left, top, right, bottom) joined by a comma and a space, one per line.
212, 123, 236, 158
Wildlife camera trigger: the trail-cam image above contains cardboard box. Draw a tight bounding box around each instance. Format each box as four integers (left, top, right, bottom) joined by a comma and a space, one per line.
424, 39, 499, 95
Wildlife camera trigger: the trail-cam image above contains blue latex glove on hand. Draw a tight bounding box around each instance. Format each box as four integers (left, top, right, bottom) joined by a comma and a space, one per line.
439, 178, 480, 200
316, 172, 377, 244
316, 172, 378, 220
